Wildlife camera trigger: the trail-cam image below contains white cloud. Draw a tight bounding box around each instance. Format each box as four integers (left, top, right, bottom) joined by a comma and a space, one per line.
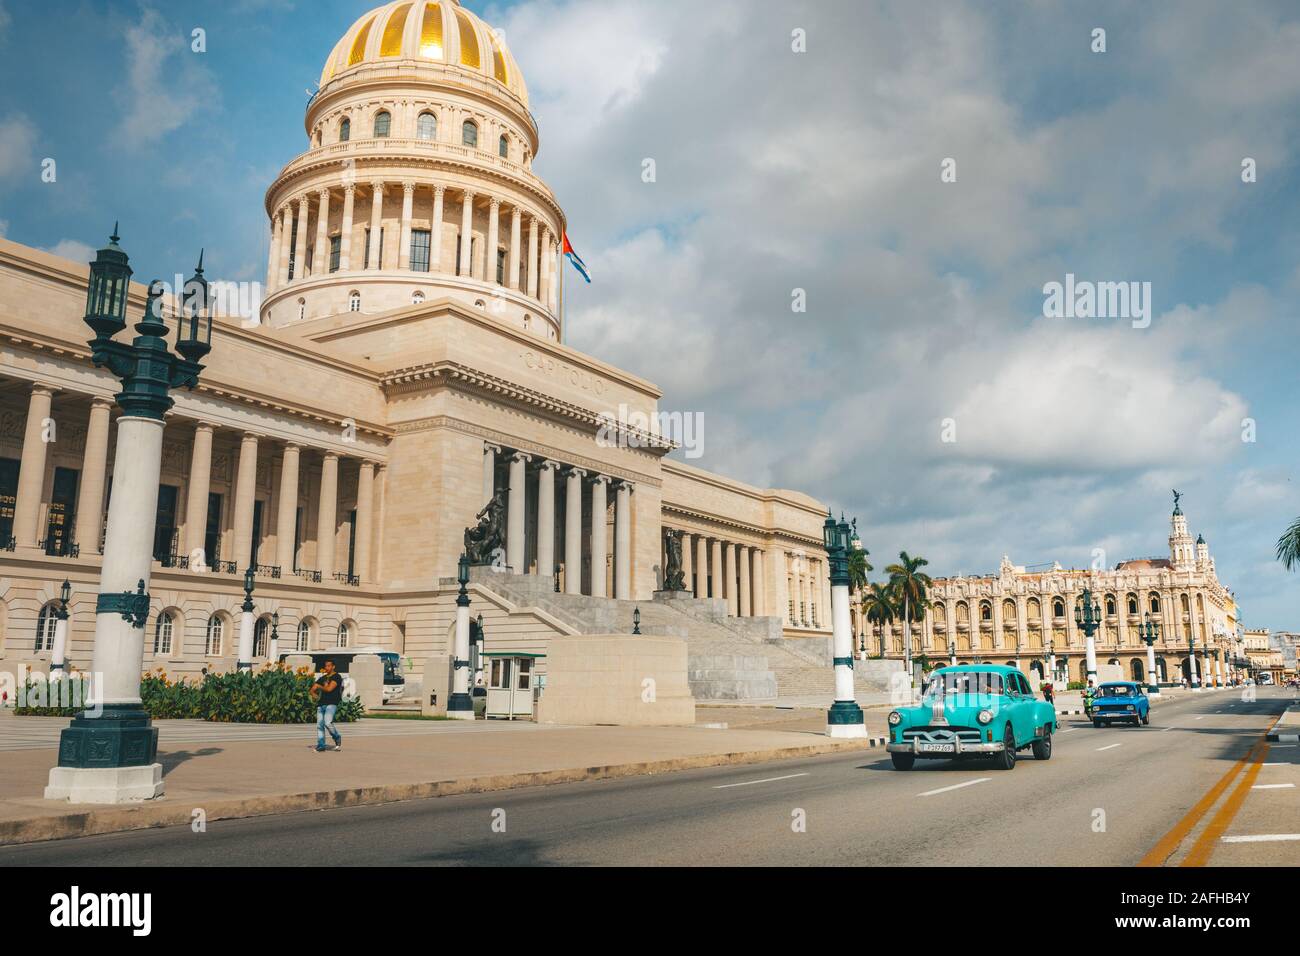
0, 2, 10, 35
114, 9, 218, 147
40, 239, 96, 264
0, 113, 36, 181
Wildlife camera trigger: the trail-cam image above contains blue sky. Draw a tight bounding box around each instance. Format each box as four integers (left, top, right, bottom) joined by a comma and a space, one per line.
1, 1, 1298, 628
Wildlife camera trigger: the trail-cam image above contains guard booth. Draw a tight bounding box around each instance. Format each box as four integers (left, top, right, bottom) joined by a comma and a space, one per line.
484, 652, 544, 719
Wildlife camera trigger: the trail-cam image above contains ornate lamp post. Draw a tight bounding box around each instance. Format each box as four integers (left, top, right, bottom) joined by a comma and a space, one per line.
1046, 635, 1057, 687
236, 567, 256, 670
948, 634, 956, 667
46, 230, 211, 804
268, 610, 281, 663
1141, 613, 1161, 696
825, 512, 866, 738
448, 555, 474, 719
1074, 586, 1101, 684
49, 579, 73, 676
1189, 631, 1202, 690
632, 606, 641, 634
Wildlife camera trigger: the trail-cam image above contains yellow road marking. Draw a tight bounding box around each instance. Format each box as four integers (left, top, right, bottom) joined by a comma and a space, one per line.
1182, 741, 1269, 866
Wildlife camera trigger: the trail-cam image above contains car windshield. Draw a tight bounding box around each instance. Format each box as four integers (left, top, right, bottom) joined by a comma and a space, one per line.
1099, 684, 1133, 697
923, 671, 1006, 702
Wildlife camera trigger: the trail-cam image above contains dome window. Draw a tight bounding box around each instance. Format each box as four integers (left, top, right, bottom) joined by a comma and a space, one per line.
380, 3, 412, 57
462, 119, 478, 148
374, 111, 392, 138
412, 291, 425, 305
339, 117, 351, 142
498, 134, 508, 159
417, 112, 437, 141
349, 291, 361, 312
297, 298, 306, 321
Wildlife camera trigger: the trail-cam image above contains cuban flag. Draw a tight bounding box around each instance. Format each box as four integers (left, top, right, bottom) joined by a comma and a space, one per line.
563, 233, 591, 283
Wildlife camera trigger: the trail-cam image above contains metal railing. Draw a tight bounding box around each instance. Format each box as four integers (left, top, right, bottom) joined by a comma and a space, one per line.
39, 535, 80, 558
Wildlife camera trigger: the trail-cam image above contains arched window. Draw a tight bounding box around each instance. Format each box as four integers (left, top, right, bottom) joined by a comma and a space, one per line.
980, 602, 991, 622
1105, 595, 1116, 616
296, 619, 313, 652
461, 119, 478, 148
373, 111, 391, 138
297, 298, 306, 321
1052, 598, 1065, 618
337, 622, 351, 648
34, 603, 59, 652
154, 612, 174, 655
498, 133, 508, 158
205, 614, 224, 656
339, 117, 351, 142
1127, 595, 1138, 615
416, 112, 436, 140
349, 290, 361, 312
411, 291, 425, 305
253, 617, 269, 657
1149, 594, 1161, 614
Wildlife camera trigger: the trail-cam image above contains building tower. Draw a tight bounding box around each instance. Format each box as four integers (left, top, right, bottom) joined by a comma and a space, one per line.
259, 0, 566, 341
1169, 495, 1195, 570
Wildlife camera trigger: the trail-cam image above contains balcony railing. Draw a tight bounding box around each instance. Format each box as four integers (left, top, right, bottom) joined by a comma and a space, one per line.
333, 572, 360, 587
297, 568, 322, 583
254, 564, 282, 579
39, 536, 80, 558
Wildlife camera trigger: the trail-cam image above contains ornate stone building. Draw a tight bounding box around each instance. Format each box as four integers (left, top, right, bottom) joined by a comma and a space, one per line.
871, 499, 1241, 686
0, 1, 834, 696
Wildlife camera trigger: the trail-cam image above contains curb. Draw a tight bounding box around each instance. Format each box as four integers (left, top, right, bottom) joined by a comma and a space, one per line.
0, 738, 879, 847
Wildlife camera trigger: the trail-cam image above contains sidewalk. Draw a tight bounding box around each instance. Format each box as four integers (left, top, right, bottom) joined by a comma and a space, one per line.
0, 710, 891, 846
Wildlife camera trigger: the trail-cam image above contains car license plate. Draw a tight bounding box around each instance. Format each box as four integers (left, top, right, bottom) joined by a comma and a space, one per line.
918, 743, 955, 753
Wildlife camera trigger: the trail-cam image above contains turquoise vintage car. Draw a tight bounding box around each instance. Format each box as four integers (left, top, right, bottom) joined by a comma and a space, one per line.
886, 664, 1057, 771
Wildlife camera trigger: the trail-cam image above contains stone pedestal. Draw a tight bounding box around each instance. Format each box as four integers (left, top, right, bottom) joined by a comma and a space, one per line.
421, 655, 453, 717
46, 763, 163, 803
348, 654, 383, 711
537, 634, 695, 726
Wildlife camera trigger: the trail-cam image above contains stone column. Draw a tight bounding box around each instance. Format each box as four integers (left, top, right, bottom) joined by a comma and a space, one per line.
614, 481, 632, 600
266, 213, 283, 292
725, 542, 739, 615
277, 206, 293, 286
231, 433, 259, 570
367, 181, 384, 270
355, 460, 374, 583
539, 226, 553, 309
681, 532, 693, 591
274, 442, 300, 572
313, 188, 331, 276
992, 597, 1005, 651
431, 185, 445, 272
507, 451, 529, 573
527, 216, 539, 298
339, 184, 356, 270
482, 443, 499, 504
316, 452, 339, 575
508, 207, 522, 289
710, 539, 723, 601
564, 467, 584, 595
536, 459, 557, 581
739, 545, 752, 616
12, 384, 54, 549
696, 535, 709, 599
486, 198, 500, 284
459, 189, 475, 277
398, 181, 415, 270
74, 397, 112, 556
590, 476, 609, 598
182, 422, 214, 565
293, 195, 310, 279
549, 237, 561, 312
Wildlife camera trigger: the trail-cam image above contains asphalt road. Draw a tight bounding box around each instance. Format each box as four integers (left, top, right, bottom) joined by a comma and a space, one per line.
2, 688, 1293, 866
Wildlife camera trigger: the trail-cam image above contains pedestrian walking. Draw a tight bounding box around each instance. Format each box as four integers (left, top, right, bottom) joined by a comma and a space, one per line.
309, 658, 344, 752
1042, 682, 1055, 704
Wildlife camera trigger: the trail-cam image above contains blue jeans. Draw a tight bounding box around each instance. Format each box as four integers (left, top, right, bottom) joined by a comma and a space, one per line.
316, 704, 341, 749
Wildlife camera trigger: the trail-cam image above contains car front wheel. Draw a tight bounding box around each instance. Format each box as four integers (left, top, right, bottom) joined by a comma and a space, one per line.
1093, 719, 1102, 728
890, 753, 915, 771
993, 726, 1017, 770
1032, 728, 1052, 760
1141, 711, 1150, 726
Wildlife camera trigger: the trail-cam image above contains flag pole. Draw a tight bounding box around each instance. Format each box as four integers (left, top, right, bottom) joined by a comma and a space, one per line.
559, 233, 566, 340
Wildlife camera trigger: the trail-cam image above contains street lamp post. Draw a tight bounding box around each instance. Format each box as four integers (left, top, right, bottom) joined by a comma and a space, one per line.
236, 567, 256, 670
1074, 586, 1102, 685
825, 512, 866, 738
448, 555, 474, 719
1189, 632, 1202, 690
1141, 613, 1161, 696
49, 579, 73, 675
1046, 636, 1056, 687
46, 230, 212, 804
268, 611, 281, 663
948, 634, 956, 668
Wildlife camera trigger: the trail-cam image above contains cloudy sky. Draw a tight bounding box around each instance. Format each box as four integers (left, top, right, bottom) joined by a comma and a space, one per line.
1, 0, 1298, 628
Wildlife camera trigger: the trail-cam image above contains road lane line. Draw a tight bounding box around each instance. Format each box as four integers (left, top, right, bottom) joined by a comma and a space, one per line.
918, 778, 989, 797
1139, 740, 1262, 868
1182, 741, 1270, 867
713, 773, 809, 790
1250, 783, 1294, 790
1096, 743, 1122, 751
1221, 834, 1300, 843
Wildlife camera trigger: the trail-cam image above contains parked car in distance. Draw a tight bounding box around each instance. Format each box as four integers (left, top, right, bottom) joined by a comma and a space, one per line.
886, 665, 1057, 771
1090, 681, 1150, 727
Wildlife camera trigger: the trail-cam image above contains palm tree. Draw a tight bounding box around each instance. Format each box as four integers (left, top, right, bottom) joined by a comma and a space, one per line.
1277, 516, 1300, 570
861, 581, 896, 657
886, 551, 934, 686
846, 545, 872, 645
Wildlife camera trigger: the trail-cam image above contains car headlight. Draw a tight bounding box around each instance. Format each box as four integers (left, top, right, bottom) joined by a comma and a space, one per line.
888, 711, 902, 726
977, 709, 993, 725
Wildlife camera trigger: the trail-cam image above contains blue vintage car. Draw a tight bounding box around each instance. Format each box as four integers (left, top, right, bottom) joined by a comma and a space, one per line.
886, 664, 1057, 770
1090, 681, 1150, 727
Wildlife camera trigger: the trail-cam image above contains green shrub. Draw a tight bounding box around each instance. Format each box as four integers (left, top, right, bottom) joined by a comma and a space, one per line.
1066, 680, 1087, 690
141, 665, 365, 723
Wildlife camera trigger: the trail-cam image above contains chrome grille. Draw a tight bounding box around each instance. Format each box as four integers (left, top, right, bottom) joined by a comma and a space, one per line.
902, 726, 983, 744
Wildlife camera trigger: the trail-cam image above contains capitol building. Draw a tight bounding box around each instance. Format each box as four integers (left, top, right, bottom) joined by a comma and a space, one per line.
870, 499, 1244, 687
0, 1, 845, 702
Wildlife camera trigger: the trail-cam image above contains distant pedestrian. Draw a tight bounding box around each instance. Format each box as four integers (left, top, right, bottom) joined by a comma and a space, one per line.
309, 659, 343, 752
1042, 682, 1055, 704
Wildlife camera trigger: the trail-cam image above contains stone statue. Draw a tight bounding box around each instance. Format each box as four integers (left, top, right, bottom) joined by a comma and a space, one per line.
663, 528, 686, 591
1172, 489, 1182, 513
465, 487, 509, 565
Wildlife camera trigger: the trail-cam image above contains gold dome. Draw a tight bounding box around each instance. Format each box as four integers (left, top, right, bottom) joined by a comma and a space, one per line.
320, 1, 528, 107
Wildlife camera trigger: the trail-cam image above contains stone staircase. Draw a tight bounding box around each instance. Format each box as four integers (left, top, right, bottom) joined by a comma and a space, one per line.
467, 568, 878, 701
